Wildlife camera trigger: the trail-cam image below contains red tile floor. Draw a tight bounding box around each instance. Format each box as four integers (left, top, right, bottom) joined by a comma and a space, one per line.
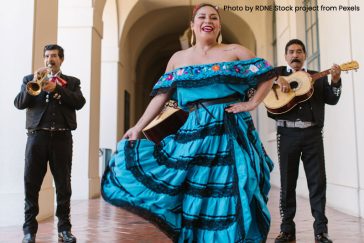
1, 186, 363, 243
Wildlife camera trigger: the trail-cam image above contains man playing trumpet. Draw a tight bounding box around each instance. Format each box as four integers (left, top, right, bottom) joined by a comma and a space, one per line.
14, 44, 86, 243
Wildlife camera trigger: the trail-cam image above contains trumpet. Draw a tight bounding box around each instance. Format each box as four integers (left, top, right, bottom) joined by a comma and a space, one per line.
26, 65, 52, 96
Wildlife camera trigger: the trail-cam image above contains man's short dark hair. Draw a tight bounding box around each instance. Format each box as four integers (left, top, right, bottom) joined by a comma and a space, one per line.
43, 44, 64, 59
285, 39, 306, 54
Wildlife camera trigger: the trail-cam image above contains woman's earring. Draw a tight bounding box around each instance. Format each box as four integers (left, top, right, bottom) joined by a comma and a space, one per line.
217, 32, 222, 44
190, 30, 195, 46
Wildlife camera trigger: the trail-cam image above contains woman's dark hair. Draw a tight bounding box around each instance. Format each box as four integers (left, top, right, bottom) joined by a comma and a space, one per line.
285, 39, 306, 54
191, 3, 220, 22
43, 44, 64, 59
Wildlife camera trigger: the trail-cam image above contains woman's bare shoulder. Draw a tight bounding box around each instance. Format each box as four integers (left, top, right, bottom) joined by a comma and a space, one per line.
165, 50, 183, 72
166, 48, 194, 71
171, 49, 191, 60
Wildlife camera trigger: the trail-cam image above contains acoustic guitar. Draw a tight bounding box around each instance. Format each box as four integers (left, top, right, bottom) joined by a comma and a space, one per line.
142, 100, 189, 144
264, 61, 359, 114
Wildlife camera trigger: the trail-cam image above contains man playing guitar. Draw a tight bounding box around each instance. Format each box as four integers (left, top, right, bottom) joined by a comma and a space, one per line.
269, 39, 341, 243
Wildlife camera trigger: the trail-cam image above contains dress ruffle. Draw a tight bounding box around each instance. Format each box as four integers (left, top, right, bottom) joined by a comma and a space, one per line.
150, 58, 276, 102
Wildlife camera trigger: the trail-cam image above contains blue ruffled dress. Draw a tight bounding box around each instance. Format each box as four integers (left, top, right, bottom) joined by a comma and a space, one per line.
102, 58, 276, 242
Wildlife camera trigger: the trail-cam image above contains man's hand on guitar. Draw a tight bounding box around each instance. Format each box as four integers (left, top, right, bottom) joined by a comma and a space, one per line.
276, 76, 291, 93
330, 64, 341, 83
122, 127, 142, 140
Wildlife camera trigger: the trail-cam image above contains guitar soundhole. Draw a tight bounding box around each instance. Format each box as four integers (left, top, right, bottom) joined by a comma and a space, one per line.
290, 81, 299, 90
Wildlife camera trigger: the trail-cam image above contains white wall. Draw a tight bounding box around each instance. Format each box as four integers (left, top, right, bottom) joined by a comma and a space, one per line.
318, 0, 360, 216
350, 0, 364, 219
0, 0, 58, 226
0, 0, 34, 227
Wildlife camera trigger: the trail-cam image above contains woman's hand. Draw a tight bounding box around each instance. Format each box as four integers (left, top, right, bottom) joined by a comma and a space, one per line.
122, 127, 143, 140
225, 75, 274, 114
225, 100, 258, 113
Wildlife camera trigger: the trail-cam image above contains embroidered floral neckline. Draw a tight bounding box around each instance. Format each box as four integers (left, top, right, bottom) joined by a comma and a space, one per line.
169, 57, 262, 75
157, 57, 269, 83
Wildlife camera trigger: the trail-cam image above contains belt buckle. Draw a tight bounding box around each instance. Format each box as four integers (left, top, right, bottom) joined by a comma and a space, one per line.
295, 120, 309, 128
276, 120, 285, 127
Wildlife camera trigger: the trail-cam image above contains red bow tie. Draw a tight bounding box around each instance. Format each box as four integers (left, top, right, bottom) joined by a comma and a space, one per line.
50, 77, 67, 87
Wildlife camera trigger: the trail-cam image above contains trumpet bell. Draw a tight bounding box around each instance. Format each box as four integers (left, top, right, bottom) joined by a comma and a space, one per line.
26, 82, 42, 96
26, 69, 50, 96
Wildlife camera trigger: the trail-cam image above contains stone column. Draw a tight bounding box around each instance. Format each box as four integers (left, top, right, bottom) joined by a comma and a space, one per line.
58, 0, 106, 199
100, 0, 120, 160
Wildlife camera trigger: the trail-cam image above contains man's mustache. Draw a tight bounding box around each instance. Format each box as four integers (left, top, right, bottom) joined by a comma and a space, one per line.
291, 59, 301, 63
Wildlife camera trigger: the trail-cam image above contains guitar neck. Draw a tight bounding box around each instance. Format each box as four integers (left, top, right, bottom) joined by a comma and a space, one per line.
309, 60, 358, 83
310, 69, 331, 83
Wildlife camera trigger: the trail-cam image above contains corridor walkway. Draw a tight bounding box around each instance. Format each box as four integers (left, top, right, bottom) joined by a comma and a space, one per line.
1, 187, 363, 242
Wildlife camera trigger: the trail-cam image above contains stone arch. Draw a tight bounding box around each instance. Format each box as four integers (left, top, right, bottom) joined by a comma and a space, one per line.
118, 2, 258, 135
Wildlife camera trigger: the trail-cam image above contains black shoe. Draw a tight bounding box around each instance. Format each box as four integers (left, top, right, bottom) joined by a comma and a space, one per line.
58, 231, 77, 243
275, 232, 296, 243
315, 233, 333, 243
22, 233, 36, 243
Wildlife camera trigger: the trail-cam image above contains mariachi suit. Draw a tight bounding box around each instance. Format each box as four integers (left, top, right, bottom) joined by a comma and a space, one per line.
268, 66, 341, 235
14, 73, 86, 235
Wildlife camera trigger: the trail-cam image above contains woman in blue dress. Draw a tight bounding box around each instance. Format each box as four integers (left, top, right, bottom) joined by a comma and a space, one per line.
102, 3, 276, 242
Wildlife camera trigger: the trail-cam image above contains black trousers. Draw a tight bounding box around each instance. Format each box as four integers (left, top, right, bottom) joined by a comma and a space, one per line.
23, 130, 73, 234
277, 126, 328, 235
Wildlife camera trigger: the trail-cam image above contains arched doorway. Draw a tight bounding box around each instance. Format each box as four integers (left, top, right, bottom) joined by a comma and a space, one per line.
120, 4, 257, 134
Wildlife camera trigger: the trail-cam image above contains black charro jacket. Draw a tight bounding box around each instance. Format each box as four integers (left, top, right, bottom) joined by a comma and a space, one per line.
267, 66, 341, 128
14, 73, 86, 130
